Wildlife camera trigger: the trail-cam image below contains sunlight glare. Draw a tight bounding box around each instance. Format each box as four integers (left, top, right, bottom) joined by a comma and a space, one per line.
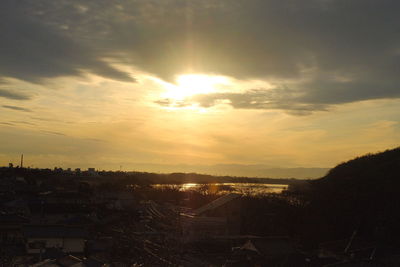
163, 74, 228, 100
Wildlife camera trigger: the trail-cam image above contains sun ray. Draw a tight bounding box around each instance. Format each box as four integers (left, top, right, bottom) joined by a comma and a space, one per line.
162, 74, 228, 100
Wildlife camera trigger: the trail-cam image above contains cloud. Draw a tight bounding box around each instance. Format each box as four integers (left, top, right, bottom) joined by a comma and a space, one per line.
156, 76, 400, 114
157, 88, 329, 115
2, 105, 32, 112
161, 74, 400, 115
0, 122, 15, 126
0, 88, 33, 100
41, 130, 66, 136
10, 121, 36, 125
1, 0, 400, 110
0, 1, 135, 83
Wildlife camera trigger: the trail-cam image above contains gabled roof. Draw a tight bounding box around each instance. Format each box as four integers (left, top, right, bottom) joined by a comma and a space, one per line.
23, 225, 88, 238
30, 259, 59, 267
240, 240, 261, 254
82, 257, 108, 267
193, 193, 241, 215
252, 237, 295, 257
0, 212, 29, 224
57, 255, 83, 267
319, 238, 376, 254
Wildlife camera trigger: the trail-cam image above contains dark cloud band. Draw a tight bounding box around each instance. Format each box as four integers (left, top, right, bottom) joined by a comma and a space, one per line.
2, 105, 32, 112
1, 0, 400, 112
0, 88, 32, 100
0, 1, 135, 83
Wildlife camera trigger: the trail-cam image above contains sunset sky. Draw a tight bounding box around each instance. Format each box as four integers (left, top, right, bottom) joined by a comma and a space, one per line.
0, 0, 399, 177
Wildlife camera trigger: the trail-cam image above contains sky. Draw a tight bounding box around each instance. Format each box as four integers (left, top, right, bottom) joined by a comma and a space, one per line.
0, 0, 399, 177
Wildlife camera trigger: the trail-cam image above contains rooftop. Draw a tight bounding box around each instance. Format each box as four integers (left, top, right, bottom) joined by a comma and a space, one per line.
23, 225, 88, 238
193, 193, 241, 215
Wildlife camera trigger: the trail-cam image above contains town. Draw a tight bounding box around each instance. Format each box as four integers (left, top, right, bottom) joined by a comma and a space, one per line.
1, 148, 400, 266
0, 165, 304, 266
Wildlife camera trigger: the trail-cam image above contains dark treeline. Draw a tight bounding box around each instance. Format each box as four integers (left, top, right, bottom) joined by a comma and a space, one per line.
0, 166, 299, 186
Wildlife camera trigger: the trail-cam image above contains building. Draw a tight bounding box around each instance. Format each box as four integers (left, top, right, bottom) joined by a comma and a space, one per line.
0, 212, 29, 245
180, 193, 242, 241
23, 225, 87, 254
229, 237, 299, 266
193, 193, 242, 234
87, 168, 98, 176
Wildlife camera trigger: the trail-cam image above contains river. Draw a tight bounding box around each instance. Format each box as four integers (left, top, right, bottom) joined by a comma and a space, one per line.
151, 182, 288, 195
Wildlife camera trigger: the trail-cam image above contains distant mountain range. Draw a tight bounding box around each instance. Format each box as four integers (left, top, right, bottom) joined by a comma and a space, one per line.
129, 163, 329, 179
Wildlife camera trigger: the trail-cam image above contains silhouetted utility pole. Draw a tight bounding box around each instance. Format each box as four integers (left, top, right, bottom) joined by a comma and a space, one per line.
20, 154, 24, 168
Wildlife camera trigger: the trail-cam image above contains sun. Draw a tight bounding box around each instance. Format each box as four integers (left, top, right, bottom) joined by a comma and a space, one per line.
162, 74, 228, 100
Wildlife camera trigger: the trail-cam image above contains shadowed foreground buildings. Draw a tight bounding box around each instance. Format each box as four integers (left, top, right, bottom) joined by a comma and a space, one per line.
0, 168, 306, 266
24, 225, 87, 255
0, 147, 400, 266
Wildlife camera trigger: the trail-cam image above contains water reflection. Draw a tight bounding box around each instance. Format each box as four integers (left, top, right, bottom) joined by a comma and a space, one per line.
152, 183, 288, 195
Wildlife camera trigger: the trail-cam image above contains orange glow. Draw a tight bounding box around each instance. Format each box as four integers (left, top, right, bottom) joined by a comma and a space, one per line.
162, 74, 228, 100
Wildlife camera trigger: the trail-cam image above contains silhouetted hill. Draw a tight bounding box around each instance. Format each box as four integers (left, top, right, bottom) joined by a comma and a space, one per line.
318, 147, 400, 185
312, 147, 400, 198
307, 147, 400, 244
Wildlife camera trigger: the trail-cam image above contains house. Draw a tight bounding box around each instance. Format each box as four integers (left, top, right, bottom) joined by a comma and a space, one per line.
0, 212, 29, 245
57, 255, 85, 267
3, 198, 31, 216
92, 191, 135, 210
30, 259, 59, 267
30, 256, 109, 267
86, 237, 113, 255
319, 238, 376, 261
181, 213, 227, 240
180, 193, 242, 241
28, 192, 91, 224
229, 237, 299, 266
194, 193, 242, 234
43, 192, 90, 206
23, 225, 88, 254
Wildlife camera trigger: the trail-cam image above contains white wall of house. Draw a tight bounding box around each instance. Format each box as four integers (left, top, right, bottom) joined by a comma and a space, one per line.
27, 237, 63, 254
26, 237, 85, 254
64, 238, 85, 253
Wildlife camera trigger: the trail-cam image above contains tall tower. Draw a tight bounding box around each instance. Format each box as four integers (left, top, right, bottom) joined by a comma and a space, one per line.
20, 154, 24, 168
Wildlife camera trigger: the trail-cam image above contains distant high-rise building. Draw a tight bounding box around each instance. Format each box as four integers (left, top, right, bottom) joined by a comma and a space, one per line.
54, 167, 63, 172
87, 168, 98, 176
